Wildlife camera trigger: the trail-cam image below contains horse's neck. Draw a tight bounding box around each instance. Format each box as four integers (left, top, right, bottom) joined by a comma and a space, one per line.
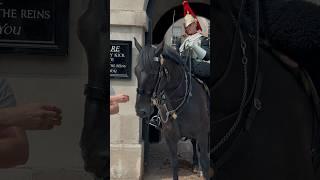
164, 66, 186, 98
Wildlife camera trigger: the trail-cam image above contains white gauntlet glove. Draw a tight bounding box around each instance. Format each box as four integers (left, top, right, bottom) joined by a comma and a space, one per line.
184, 39, 194, 49
191, 43, 207, 60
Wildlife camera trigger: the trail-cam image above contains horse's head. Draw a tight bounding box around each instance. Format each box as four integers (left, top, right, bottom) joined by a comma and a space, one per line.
133, 37, 164, 118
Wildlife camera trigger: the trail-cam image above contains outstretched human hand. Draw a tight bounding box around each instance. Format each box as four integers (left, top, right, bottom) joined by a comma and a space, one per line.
1, 104, 62, 130
111, 94, 129, 103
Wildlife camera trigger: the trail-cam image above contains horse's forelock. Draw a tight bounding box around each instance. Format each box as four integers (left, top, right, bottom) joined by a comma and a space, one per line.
138, 46, 159, 73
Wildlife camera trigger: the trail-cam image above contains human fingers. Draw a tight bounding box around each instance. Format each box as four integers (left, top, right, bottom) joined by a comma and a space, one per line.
41, 105, 62, 114
117, 97, 129, 103
50, 117, 62, 127
40, 117, 61, 130
39, 110, 60, 120
53, 115, 62, 126
121, 95, 129, 101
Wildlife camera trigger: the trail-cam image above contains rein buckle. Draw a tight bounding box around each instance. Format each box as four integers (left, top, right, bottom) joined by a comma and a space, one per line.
151, 98, 159, 106
172, 112, 178, 119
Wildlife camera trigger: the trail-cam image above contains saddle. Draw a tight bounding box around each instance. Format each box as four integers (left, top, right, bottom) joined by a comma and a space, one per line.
261, 40, 320, 172
213, 40, 320, 174
192, 75, 211, 97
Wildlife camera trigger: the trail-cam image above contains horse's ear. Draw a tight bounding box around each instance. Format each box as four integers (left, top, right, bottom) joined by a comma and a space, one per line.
155, 41, 164, 57
134, 37, 142, 52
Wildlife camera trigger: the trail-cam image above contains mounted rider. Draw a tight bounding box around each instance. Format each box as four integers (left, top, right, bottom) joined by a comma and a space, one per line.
177, 0, 210, 81
149, 0, 210, 128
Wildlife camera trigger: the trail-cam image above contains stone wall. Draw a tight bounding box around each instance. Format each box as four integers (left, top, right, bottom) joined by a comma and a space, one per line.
0, 0, 94, 179
110, 0, 148, 179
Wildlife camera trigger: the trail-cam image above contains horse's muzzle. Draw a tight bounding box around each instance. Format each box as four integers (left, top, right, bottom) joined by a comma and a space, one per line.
136, 110, 149, 118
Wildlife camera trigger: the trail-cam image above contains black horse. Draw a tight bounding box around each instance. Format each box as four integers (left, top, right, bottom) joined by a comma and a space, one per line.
134, 38, 211, 179
212, 0, 320, 179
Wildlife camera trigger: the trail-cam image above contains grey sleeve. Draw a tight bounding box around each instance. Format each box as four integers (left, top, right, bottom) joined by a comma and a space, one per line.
0, 79, 16, 108
110, 86, 116, 96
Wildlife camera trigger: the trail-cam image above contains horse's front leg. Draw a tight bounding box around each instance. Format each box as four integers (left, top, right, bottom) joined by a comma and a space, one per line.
198, 133, 210, 180
191, 138, 200, 173
165, 134, 179, 180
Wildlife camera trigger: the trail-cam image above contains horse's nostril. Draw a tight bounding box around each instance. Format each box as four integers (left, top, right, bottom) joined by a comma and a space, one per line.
137, 110, 147, 118
141, 111, 146, 116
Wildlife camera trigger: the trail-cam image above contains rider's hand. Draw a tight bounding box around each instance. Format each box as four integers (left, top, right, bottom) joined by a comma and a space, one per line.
2, 104, 62, 130
185, 40, 194, 49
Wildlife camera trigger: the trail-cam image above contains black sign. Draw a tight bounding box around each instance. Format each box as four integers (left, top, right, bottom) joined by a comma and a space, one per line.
110, 40, 132, 79
0, 0, 69, 55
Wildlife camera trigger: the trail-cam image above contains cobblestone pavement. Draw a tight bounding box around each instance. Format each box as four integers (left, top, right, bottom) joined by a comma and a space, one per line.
143, 140, 204, 180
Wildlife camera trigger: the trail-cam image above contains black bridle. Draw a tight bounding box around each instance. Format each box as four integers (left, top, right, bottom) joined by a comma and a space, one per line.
136, 87, 154, 97
212, 0, 261, 164
136, 56, 162, 98
136, 54, 191, 123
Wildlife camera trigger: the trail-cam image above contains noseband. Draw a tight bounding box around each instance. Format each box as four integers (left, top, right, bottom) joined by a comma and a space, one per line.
136, 55, 163, 97
136, 58, 169, 99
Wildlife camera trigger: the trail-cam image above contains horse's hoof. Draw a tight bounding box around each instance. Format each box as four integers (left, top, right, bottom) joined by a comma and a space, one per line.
199, 170, 204, 177
192, 165, 199, 173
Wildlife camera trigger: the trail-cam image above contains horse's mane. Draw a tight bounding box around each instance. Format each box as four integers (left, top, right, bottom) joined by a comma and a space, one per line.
162, 45, 184, 65
139, 45, 160, 73
139, 44, 184, 73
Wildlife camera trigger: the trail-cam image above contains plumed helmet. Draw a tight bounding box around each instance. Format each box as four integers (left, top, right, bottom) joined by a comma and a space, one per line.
183, 0, 202, 31
184, 12, 197, 27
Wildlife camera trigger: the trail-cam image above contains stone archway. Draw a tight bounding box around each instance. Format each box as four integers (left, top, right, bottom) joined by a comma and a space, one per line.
143, 0, 210, 145
152, 3, 210, 43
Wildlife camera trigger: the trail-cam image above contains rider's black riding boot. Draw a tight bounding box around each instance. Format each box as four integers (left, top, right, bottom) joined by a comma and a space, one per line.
192, 60, 210, 78
192, 60, 211, 85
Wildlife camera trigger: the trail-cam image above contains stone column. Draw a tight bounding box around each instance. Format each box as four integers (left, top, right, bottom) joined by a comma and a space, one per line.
110, 0, 149, 179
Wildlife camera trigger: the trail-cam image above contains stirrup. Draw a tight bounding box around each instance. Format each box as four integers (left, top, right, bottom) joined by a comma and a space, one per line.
149, 114, 162, 129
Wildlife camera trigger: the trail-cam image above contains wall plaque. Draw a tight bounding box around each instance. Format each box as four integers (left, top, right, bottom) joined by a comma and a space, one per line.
0, 0, 69, 55
110, 40, 132, 79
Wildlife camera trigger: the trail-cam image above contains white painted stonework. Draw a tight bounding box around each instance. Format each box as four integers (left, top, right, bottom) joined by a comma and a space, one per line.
110, 0, 149, 179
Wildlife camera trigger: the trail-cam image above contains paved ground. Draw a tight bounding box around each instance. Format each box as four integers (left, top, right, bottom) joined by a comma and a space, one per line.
143, 140, 204, 180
